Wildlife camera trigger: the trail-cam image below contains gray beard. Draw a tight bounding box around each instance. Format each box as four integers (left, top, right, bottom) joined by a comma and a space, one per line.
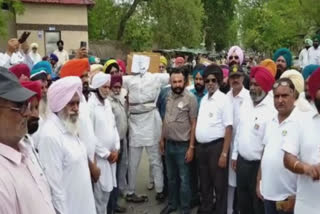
57, 111, 80, 137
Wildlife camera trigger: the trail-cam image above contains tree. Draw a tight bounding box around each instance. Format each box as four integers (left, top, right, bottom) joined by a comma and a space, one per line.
202, 0, 238, 51
0, 0, 24, 36
151, 0, 205, 49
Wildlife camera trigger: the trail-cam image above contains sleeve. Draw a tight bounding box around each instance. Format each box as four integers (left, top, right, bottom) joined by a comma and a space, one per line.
0, 178, 17, 214
282, 121, 300, 156
122, 75, 133, 91
88, 100, 111, 159
115, 128, 121, 151
0, 53, 11, 68
189, 94, 198, 119
154, 73, 170, 88
38, 135, 67, 214
222, 97, 233, 127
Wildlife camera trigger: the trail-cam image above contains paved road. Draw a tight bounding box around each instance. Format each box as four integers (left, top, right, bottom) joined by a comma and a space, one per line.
119, 151, 198, 214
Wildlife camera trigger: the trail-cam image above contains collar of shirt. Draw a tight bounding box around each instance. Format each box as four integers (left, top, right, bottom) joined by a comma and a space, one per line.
255, 93, 272, 108
169, 89, 187, 99
272, 106, 299, 126
0, 140, 30, 165
191, 88, 207, 97
206, 89, 223, 101
233, 87, 248, 99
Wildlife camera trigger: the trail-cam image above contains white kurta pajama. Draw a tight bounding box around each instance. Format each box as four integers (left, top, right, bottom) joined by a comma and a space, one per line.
88, 93, 120, 214
38, 113, 96, 214
123, 72, 169, 194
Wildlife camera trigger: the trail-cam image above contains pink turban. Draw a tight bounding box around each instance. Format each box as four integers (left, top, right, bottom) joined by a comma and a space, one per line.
117, 59, 126, 74
9, 64, 30, 79
308, 68, 320, 100
20, 81, 42, 101
47, 76, 83, 113
250, 66, 275, 93
175, 57, 185, 66
227, 46, 244, 65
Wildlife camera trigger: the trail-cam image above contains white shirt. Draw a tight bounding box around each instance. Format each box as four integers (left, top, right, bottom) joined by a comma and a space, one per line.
79, 96, 97, 161
0, 52, 25, 69
53, 49, 69, 67
88, 93, 120, 192
196, 90, 233, 143
299, 48, 309, 69
38, 113, 96, 214
308, 46, 320, 65
232, 94, 276, 161
28, 52, 42, 65
123, 72, 169, 147
261, 108, 301, 201
282, 112, 320, 214
227, 87, 250, 187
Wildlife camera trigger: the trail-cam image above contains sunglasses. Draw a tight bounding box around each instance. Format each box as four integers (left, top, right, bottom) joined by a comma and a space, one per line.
273, 81, 294, 90
205, 78, 217, 83
229, 55, 239, 60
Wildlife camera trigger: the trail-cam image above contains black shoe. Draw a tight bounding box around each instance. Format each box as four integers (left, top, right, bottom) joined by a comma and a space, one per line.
115, 204, 126, 213
160, 206, 177, 214
156, 192, 166, 203
125, 193, 147, 203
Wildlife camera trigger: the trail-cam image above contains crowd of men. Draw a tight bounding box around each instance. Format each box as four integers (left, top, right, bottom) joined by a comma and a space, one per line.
0, 34, 320, 214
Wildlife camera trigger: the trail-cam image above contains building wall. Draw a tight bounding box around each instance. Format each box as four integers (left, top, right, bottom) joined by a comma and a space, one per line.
16, 3, 88, 25
16, 3, 89, 56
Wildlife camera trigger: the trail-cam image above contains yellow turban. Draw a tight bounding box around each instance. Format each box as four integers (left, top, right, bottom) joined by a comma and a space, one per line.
103, 59, 118, 73
260, 59, 277, 78
160, 56, 168, 66
280, 69, 304, 94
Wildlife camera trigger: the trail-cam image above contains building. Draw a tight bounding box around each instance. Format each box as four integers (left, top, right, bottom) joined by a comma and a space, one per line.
1, 0, 94, 56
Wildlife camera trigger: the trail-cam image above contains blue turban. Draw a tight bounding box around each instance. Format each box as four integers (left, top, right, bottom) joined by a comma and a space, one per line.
302, 64, 320, 80
50, 53, 58, 62
192, 64, 206, 80
31, 61, 55, 79
272, 48, 292, 68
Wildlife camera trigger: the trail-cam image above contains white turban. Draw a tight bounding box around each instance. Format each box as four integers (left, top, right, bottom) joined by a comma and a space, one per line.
227, 46, 244, 65
47, 76, 83, 113
280, 69, 304, 94
30, 43, 39, 49
91, 72, 110, 89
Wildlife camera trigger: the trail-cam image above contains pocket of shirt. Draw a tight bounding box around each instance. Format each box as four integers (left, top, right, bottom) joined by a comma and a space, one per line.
175, 107, 189, 122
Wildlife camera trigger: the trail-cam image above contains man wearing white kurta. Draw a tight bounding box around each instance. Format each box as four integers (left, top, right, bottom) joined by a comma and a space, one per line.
227, 69, 250, 214
123, 57, 169, 202
38, 77, 96, 214
308, 38, 320, 65
283, 69, 320, 214
89, 72, 120, 214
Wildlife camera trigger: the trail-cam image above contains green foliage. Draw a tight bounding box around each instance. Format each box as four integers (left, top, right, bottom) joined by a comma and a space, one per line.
88, 0, 205, 50
202, 0, 238, 51
238, 0, 320, 54
0, 0, 24, 36
150, 0, 205, 49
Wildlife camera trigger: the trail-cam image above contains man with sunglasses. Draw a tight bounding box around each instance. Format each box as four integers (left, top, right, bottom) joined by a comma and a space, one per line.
232, 66, 276, 214
227, 46, 244, 67
0, 67, 56, 214
195, 64, 233, 214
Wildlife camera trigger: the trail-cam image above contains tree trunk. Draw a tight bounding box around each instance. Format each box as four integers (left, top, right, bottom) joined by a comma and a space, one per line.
117, 0, 142, 40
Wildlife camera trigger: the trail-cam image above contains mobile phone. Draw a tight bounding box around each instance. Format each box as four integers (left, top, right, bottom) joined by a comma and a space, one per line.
80, 41, 87, 48
18, 32, 31, 44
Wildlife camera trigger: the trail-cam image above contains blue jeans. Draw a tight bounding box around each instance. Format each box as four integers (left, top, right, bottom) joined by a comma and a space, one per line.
264, 200, 293, 214
165, 140, 191, 212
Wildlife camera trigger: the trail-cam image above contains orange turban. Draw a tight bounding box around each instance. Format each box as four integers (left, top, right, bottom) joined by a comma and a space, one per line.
260, 59, 277, 77
59, 58, 90, 78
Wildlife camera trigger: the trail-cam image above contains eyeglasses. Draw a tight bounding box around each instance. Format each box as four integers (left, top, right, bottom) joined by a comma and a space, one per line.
205, 78, 217, 83
273, 81, 294, 90
0, 102, 30, 115
229, 55, 239, 60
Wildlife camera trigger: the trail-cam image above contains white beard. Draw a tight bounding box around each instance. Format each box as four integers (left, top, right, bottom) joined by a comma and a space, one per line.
57, 112, 80, 137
